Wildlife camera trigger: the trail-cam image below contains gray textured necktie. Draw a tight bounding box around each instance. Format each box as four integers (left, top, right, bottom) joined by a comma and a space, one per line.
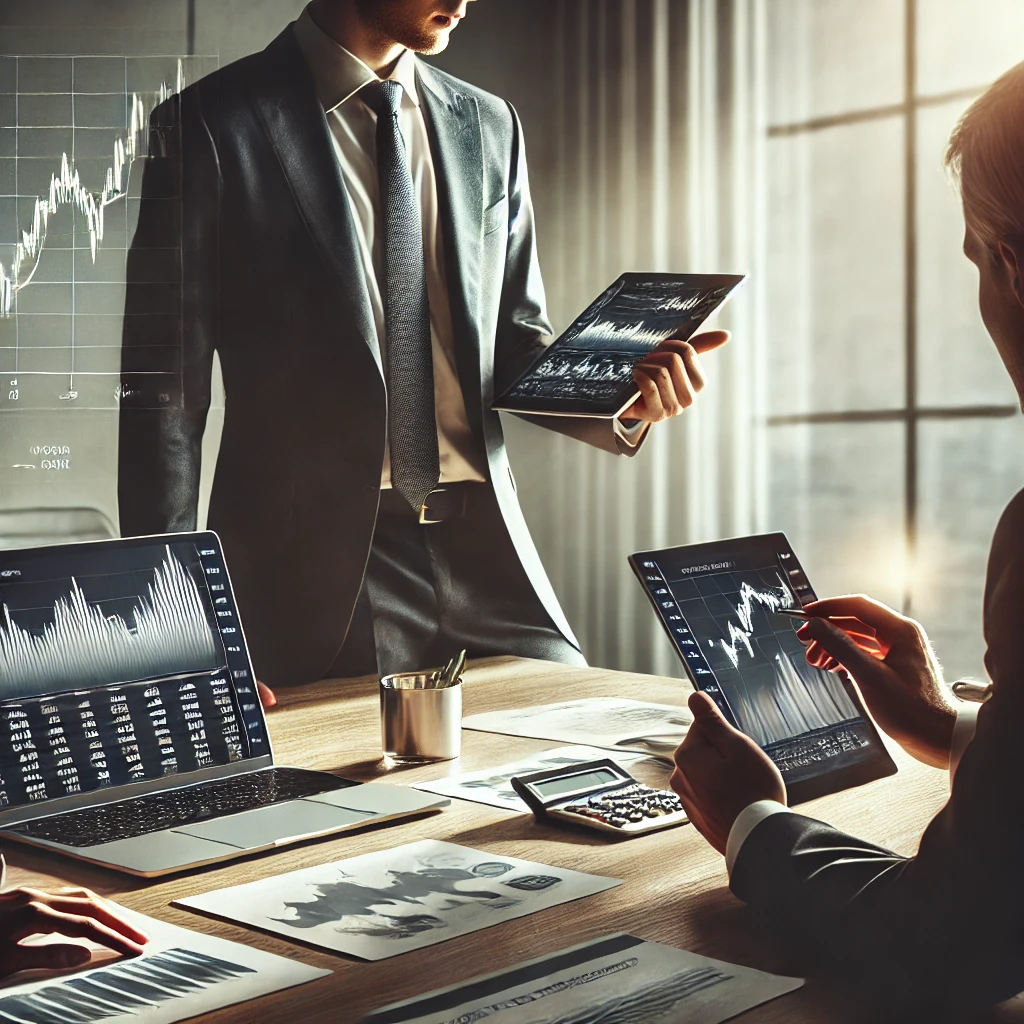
361, 79, 440, 513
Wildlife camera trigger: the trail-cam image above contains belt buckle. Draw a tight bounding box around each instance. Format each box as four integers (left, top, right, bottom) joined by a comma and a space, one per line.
418, 487, 449, 525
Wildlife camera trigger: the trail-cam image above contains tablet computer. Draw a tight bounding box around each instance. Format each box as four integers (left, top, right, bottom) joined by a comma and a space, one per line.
629, 533, 897, 803
493, 272, 745, 419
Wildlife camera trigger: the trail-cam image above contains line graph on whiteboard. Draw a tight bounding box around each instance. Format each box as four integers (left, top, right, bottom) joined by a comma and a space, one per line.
0, 54, 216, 411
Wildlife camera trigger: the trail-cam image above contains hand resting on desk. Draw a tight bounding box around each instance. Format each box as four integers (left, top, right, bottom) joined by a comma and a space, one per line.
0, 884, 148, 976
670, 691, 785, 853
795, 595, 958, 769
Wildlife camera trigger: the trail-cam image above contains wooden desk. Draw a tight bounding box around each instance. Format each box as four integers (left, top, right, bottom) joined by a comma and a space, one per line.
2, 657, 1006, 1022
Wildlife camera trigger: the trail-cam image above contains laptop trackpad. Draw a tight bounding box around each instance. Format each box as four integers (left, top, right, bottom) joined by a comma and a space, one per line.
172, 800, 374, 850
79, 830, 240, 874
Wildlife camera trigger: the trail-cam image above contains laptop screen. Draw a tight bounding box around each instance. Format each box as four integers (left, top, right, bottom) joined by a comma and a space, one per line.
0, 532, 267, 810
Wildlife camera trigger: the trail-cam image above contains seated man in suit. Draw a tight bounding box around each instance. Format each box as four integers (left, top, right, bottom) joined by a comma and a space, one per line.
670, 60, 1024, 1015
118, 0, 728, 688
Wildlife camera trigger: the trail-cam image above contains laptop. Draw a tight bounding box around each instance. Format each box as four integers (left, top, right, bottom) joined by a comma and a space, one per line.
0, 531, 447, 876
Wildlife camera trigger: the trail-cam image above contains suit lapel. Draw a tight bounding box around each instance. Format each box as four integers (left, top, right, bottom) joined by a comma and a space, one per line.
250, 29, 381, 374
417, 63, 485, 436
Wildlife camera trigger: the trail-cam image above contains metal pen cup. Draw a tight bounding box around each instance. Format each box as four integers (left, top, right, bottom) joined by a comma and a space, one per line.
380, 671, 462, 764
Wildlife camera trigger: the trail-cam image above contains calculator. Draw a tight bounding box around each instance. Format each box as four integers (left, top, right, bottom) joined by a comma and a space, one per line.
510, 758, 689, 836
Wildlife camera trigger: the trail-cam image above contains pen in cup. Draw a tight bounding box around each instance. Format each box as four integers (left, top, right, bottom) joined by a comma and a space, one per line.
428, 649, 467, 689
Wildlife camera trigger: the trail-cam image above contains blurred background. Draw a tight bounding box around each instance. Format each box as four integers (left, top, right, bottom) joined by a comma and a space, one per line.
1, 0, 1023, 682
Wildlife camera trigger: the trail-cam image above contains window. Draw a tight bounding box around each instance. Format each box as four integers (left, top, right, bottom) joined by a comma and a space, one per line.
762, 0, 1024, 680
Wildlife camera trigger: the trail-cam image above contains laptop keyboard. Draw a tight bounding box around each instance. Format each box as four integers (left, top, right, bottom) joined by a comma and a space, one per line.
2, 767, 355, 848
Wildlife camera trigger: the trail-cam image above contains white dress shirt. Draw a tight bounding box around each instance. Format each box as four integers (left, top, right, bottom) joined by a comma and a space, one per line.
724, 701, 982, 876
293, 7, 486, 487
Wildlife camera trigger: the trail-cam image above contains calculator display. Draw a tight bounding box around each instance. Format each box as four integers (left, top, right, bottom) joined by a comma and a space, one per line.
534, 768, 619, 798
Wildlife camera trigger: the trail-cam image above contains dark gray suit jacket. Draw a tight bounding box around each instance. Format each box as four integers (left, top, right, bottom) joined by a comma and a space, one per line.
731, 488, 1024, 1017
118, 28, 638, 687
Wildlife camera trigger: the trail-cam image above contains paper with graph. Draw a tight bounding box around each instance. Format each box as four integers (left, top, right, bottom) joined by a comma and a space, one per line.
0, 903, 327, 1022
462, 699, 692, 763
362, 932, 803, 1024
177, 840, 620, 961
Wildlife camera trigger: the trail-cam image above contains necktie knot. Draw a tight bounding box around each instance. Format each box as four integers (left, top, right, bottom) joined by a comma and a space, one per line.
361, 79, 403, 120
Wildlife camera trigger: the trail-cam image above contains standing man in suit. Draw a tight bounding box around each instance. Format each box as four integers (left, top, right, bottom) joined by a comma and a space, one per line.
118, 0, 728, 686
669, 60, 1024, 1016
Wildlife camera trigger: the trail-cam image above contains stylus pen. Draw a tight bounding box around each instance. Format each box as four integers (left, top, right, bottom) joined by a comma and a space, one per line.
776, 608, 810, 619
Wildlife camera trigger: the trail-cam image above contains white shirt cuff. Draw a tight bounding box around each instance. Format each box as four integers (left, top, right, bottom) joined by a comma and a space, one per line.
725, 799, 792, 876
613, 417, 648, 448
950, 702, 980, 783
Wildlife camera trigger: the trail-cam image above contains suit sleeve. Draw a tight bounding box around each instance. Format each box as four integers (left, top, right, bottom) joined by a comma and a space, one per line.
118, 85, 220, 536
729, 489, 1024, 1015
493, 103, 646, 457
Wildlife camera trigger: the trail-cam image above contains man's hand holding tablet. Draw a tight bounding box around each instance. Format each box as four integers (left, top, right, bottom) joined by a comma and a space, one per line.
620, 332, 731, 424
671, 590, 964, 853
670, 691, 785, 854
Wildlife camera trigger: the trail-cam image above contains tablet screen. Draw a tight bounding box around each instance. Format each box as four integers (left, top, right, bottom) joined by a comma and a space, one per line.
630, 533, 896, 800
494, 273, 745, 418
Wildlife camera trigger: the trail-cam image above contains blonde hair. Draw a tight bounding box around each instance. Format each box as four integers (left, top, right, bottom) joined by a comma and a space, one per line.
945, 60, 1024, 250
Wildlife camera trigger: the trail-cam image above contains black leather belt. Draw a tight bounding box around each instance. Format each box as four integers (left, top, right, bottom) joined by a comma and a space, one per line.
377, 483, 472, 524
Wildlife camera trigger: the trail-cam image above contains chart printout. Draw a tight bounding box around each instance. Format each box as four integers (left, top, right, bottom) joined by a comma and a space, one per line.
635, 536, 878, 786
363, 933, 802, 1024
0, 535, 266, 810
0, 903, 328, 1024
177, 840, 621, 962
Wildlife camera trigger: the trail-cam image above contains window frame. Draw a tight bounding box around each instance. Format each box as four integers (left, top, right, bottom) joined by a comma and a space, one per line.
763, 0, 1020, 616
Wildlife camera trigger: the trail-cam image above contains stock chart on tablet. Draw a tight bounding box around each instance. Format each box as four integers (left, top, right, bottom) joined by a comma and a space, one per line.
631, 533, 895, 796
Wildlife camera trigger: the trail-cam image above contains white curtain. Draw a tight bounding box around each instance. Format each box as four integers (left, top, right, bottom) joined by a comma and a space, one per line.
503, 0, 768, 675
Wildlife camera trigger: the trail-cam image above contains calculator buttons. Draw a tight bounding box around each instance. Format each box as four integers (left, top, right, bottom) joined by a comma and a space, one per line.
511, 758, 690, 838
556, 783, 686, 834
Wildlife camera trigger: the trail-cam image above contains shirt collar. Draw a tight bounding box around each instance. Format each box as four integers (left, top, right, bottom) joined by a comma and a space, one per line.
293, 4, 420, 112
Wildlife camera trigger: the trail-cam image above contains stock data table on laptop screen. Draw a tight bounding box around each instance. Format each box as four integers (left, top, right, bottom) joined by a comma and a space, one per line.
0, 535, 266, 809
